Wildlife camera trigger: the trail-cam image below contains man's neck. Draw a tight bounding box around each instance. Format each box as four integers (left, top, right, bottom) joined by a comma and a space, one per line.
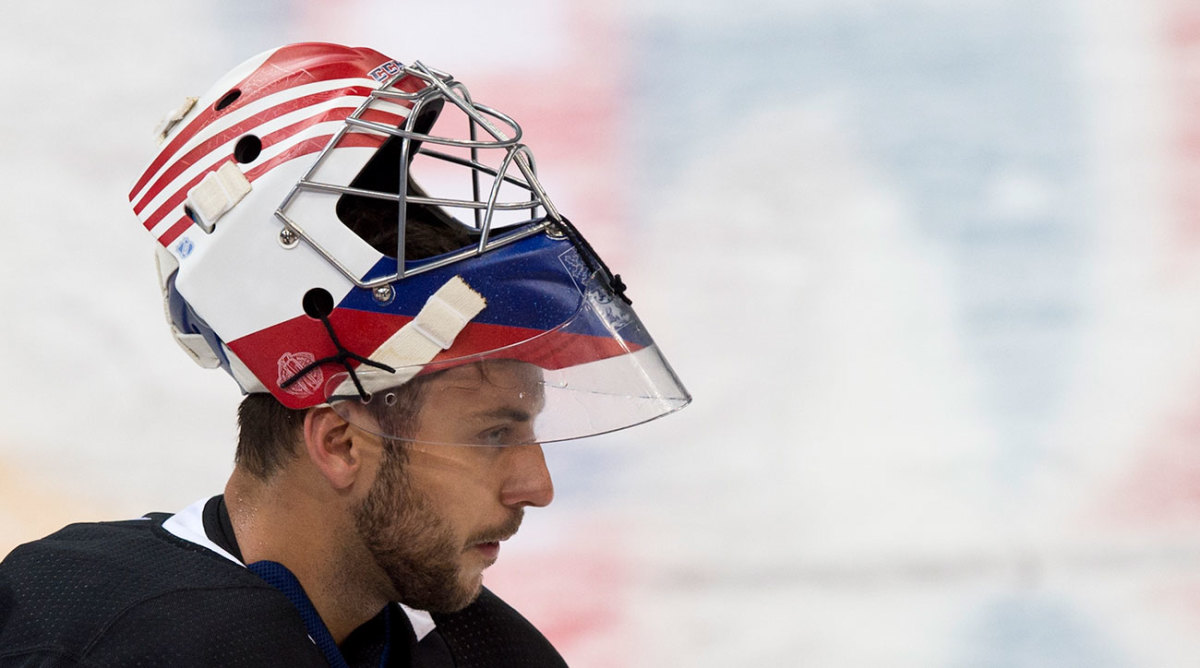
223, 468, 392, 643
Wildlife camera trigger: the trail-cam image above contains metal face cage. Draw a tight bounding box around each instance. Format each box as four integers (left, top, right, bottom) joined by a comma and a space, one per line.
274, 61, 563, 290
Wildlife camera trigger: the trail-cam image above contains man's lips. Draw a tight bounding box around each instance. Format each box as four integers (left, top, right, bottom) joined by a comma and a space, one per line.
474, 541, 501, 562
469, 513, 521, 564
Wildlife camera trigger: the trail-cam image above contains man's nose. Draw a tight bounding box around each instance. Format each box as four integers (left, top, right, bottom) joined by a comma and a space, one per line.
499, 444, 555, 508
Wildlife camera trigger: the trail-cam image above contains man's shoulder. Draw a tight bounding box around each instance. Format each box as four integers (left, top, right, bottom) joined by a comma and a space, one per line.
0, 515, 321, 667
0, 513, 255, 593
432, 587, 568, 667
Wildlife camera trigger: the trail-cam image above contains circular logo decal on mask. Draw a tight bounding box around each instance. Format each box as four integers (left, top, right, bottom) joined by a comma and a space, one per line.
277, 351, 323, 396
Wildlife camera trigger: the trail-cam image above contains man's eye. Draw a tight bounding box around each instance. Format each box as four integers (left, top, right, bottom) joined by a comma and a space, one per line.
478, 427, 511, 446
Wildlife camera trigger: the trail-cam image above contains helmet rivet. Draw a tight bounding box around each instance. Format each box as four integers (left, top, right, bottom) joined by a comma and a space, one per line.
278, 227, 299, 249
546, 224, 567, 240
372, 285, 395, 304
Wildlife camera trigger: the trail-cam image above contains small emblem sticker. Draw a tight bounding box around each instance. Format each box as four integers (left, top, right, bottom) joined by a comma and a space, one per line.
368, 60, 403, 83
176, 237, 194, 258
277, 351, 322, 396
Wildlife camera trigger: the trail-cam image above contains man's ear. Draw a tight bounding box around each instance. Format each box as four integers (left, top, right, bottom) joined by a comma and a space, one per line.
303, 406, 371, 491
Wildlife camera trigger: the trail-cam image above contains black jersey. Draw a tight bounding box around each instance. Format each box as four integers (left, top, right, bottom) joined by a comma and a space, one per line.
0, 497, 567, 667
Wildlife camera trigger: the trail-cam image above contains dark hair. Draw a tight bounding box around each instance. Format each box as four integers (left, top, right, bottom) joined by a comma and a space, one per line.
235, 376, 428, 479
234, 170, 473, 479
235, 394, 305, 478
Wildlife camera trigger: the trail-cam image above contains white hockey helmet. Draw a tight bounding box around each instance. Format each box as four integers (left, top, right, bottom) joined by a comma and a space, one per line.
130, 42, 689, 445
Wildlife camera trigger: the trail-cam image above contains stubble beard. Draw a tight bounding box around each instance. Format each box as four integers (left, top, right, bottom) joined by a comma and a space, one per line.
353, 446, 523, 613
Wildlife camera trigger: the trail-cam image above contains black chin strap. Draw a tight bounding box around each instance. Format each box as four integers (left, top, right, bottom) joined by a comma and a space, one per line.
279, 310, 395, 400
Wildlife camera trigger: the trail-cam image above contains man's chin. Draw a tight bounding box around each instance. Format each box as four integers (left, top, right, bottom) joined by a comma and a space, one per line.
444, 571, 486, 612
395, 571, 483, 614
447, 585, 484, 613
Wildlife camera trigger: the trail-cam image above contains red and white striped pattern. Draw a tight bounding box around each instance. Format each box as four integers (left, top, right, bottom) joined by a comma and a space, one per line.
128, 45, 414, 248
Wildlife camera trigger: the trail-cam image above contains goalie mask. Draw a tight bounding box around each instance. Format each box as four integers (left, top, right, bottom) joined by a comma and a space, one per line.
129, 42, 689, 446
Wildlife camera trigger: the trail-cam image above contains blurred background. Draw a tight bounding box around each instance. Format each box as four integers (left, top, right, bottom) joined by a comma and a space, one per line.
3, 0, 1200, 665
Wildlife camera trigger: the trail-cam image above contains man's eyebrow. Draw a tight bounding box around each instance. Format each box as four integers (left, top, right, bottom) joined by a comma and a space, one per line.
466, 407, 534, 423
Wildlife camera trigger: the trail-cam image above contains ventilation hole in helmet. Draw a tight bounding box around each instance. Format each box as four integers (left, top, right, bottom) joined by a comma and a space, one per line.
214, 89, 241, 111
183, 205, 198, 222
234, 135, 262, 163
302, 288, 335, 319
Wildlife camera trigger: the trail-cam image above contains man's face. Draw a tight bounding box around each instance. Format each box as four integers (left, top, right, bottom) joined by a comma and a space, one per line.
353, 360, 554, 612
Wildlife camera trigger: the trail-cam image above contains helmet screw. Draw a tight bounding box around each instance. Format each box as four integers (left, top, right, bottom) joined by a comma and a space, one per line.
372, 284, 395, 304
278, 227, 299, 249
545, 224, 567, 240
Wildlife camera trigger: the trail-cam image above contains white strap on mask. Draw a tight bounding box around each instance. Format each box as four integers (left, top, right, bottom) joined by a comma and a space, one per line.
186, 161, 252, 233
337, 275, 486, 397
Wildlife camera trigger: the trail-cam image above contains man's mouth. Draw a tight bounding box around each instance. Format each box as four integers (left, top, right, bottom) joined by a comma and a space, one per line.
474, 541, 501, 562
468, 512, 522, 564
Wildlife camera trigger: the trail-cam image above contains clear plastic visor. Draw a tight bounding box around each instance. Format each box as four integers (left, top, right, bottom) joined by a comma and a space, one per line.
324, 298, 690, 446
